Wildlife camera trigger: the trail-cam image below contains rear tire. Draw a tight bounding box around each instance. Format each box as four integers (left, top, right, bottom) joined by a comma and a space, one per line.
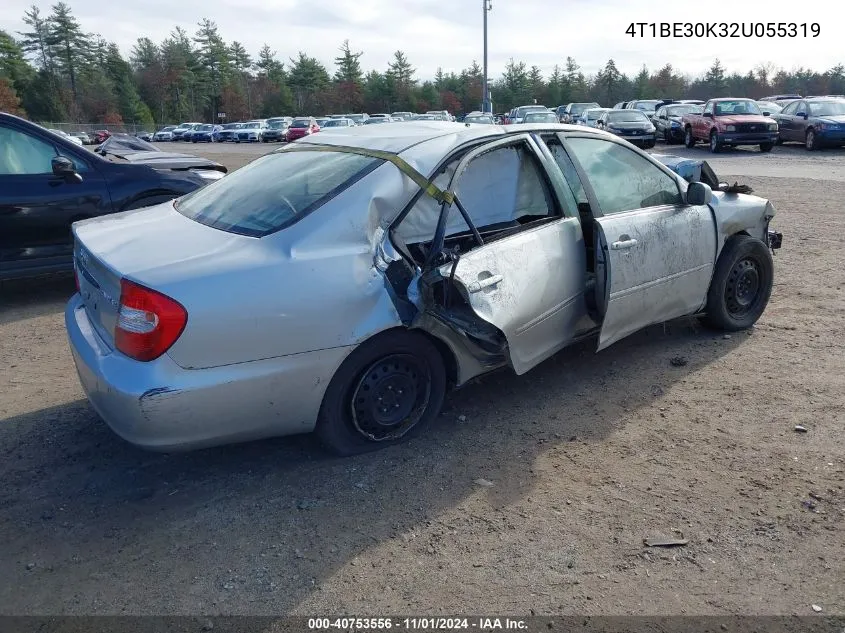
702, 235, 774, 331
315, 330, 447, 456
684, 127, 695, 148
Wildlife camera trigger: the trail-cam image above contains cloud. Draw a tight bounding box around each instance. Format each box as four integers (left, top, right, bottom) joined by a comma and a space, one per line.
1, 0, 840, 81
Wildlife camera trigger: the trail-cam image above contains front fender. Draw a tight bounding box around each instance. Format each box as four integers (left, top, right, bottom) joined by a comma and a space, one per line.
709, 191, 776, 255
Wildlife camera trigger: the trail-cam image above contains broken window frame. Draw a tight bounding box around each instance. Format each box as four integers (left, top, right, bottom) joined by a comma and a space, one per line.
395, 133, 564, 273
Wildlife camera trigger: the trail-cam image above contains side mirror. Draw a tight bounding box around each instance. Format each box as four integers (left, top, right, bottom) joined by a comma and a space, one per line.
686, 181, 712, 206
797, 112, 808, 119
660, 114, 668, 120
762, 111, 771, 117
703, 112, 714, 118
51, 156, 81, 182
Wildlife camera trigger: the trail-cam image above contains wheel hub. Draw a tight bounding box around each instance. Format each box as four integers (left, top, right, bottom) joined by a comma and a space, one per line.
726, 258, 761, 315
351, 354, 430, 441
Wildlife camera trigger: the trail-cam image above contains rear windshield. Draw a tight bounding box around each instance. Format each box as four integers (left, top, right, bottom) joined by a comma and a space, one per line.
608, 111, 649, 122
175, 150, 383, 237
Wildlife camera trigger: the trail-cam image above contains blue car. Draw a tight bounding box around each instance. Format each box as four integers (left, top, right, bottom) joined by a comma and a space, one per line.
774, 97, 845, 150
191, 124, 218, 143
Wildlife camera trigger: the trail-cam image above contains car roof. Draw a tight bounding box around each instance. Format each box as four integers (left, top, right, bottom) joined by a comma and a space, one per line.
294, 121, 612, 180
295, 120, 603, 156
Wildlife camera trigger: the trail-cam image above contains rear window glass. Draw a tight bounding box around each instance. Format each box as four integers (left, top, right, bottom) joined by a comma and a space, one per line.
175, 150, 383, 237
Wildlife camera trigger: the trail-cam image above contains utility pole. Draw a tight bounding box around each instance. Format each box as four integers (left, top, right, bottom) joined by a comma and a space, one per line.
482, 0, 492, 113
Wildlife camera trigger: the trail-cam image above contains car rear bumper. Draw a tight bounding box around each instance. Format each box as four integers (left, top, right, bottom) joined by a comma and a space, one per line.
65, 294, 352, 451
718, 132, 778, 145
615, 133, 655, 145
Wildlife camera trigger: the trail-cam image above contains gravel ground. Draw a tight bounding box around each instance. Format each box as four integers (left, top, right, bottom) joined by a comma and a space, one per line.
0, 139, 843, 616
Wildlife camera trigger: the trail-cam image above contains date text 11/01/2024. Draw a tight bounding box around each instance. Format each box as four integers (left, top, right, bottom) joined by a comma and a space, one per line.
626, 22, 820, 38
308, 618, 528, 631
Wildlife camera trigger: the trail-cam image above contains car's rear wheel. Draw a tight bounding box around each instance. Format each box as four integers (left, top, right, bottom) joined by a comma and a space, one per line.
709, 131, 721, 153
805, 129, 819, 151
702, 235, 774, 331
684, 127, 695, 148
315, 330, 447, 456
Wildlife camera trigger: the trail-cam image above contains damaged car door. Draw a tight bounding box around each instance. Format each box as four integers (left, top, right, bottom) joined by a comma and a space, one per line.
396, 136, 588, 375
561, 135, 718, 350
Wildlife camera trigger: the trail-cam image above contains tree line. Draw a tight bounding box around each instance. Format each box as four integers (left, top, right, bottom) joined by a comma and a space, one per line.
2, 3, 845, 126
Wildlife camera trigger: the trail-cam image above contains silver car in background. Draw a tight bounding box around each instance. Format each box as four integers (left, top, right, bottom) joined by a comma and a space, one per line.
576, 107, 612, 128
66, 122, 781, 455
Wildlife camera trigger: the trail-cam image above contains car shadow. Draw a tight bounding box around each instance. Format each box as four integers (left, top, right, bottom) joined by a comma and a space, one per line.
0, 318, 745, 614
0, 274, 75, 325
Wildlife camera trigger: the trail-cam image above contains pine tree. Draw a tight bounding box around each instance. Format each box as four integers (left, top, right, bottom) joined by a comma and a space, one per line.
46, 2, 89, 104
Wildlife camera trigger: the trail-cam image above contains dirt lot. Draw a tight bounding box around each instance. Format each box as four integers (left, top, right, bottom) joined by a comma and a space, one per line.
1, 141, 843, 616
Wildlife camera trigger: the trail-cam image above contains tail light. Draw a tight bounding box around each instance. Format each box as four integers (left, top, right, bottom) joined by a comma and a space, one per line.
115, 279, 187, 362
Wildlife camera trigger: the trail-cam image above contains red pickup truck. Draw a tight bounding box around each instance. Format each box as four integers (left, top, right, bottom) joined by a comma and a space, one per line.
682, 98, 778, 153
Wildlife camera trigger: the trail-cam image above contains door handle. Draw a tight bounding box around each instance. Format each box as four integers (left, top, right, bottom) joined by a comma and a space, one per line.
468, 273, 503, 293
611, 238, 638, 250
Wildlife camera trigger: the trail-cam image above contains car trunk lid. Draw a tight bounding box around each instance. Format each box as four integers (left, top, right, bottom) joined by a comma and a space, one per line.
72, 201, 256, 347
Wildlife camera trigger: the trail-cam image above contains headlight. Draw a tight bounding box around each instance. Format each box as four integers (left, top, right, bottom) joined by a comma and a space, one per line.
816, 123, 832, 130
725, 125, 736, 132
768, 123, 778, 131
671, 120, 680, 127
646, 125, 655, 133
191, 169, 226, 181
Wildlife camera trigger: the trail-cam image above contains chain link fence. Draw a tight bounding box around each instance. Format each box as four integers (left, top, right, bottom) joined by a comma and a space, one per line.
35, 122, 179, 134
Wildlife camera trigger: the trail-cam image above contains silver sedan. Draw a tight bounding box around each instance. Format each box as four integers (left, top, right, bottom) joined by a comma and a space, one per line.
66, 122, 782, 455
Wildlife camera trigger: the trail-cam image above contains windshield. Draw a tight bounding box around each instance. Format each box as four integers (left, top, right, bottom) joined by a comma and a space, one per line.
349, 115, 365, 123
414, 114, 436, 120
364, 118, 389, 124
633, 101, 660, 112
714, 100, 762, 115
175, 150, 382, 237
757, 101, 782, 112
570, 103, 599, 116
808, 100, 845, 116
198, 125, 213, 131
608, 111, 649, 123
243, 122, 261, 129
464, 115, 494, 124
666, 105, 700, 116
523, 112, 558, 123
585, 109, 607, 120
516, 106, 547, 117
291, 120, 311, 128
322, 120, 349, 127
268, 121, 286, 129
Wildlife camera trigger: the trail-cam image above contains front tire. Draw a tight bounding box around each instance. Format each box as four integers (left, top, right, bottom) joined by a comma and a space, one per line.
702, 235, 774, 331
759, 142, 774, 153
684, 127, 696, 148
315, 330, 447, 456
709, 131, 721, 153
805, 129, 819, 151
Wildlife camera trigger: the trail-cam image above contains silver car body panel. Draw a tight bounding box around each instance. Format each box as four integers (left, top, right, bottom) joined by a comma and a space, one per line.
66, 122, 779, 450
65, 294, 350, 450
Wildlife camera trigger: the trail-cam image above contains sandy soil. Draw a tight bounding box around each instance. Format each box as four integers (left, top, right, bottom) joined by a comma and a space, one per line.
0, 141, 843, 616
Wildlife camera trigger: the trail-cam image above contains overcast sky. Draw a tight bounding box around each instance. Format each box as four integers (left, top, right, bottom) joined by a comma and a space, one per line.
2, 0, 839, 81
